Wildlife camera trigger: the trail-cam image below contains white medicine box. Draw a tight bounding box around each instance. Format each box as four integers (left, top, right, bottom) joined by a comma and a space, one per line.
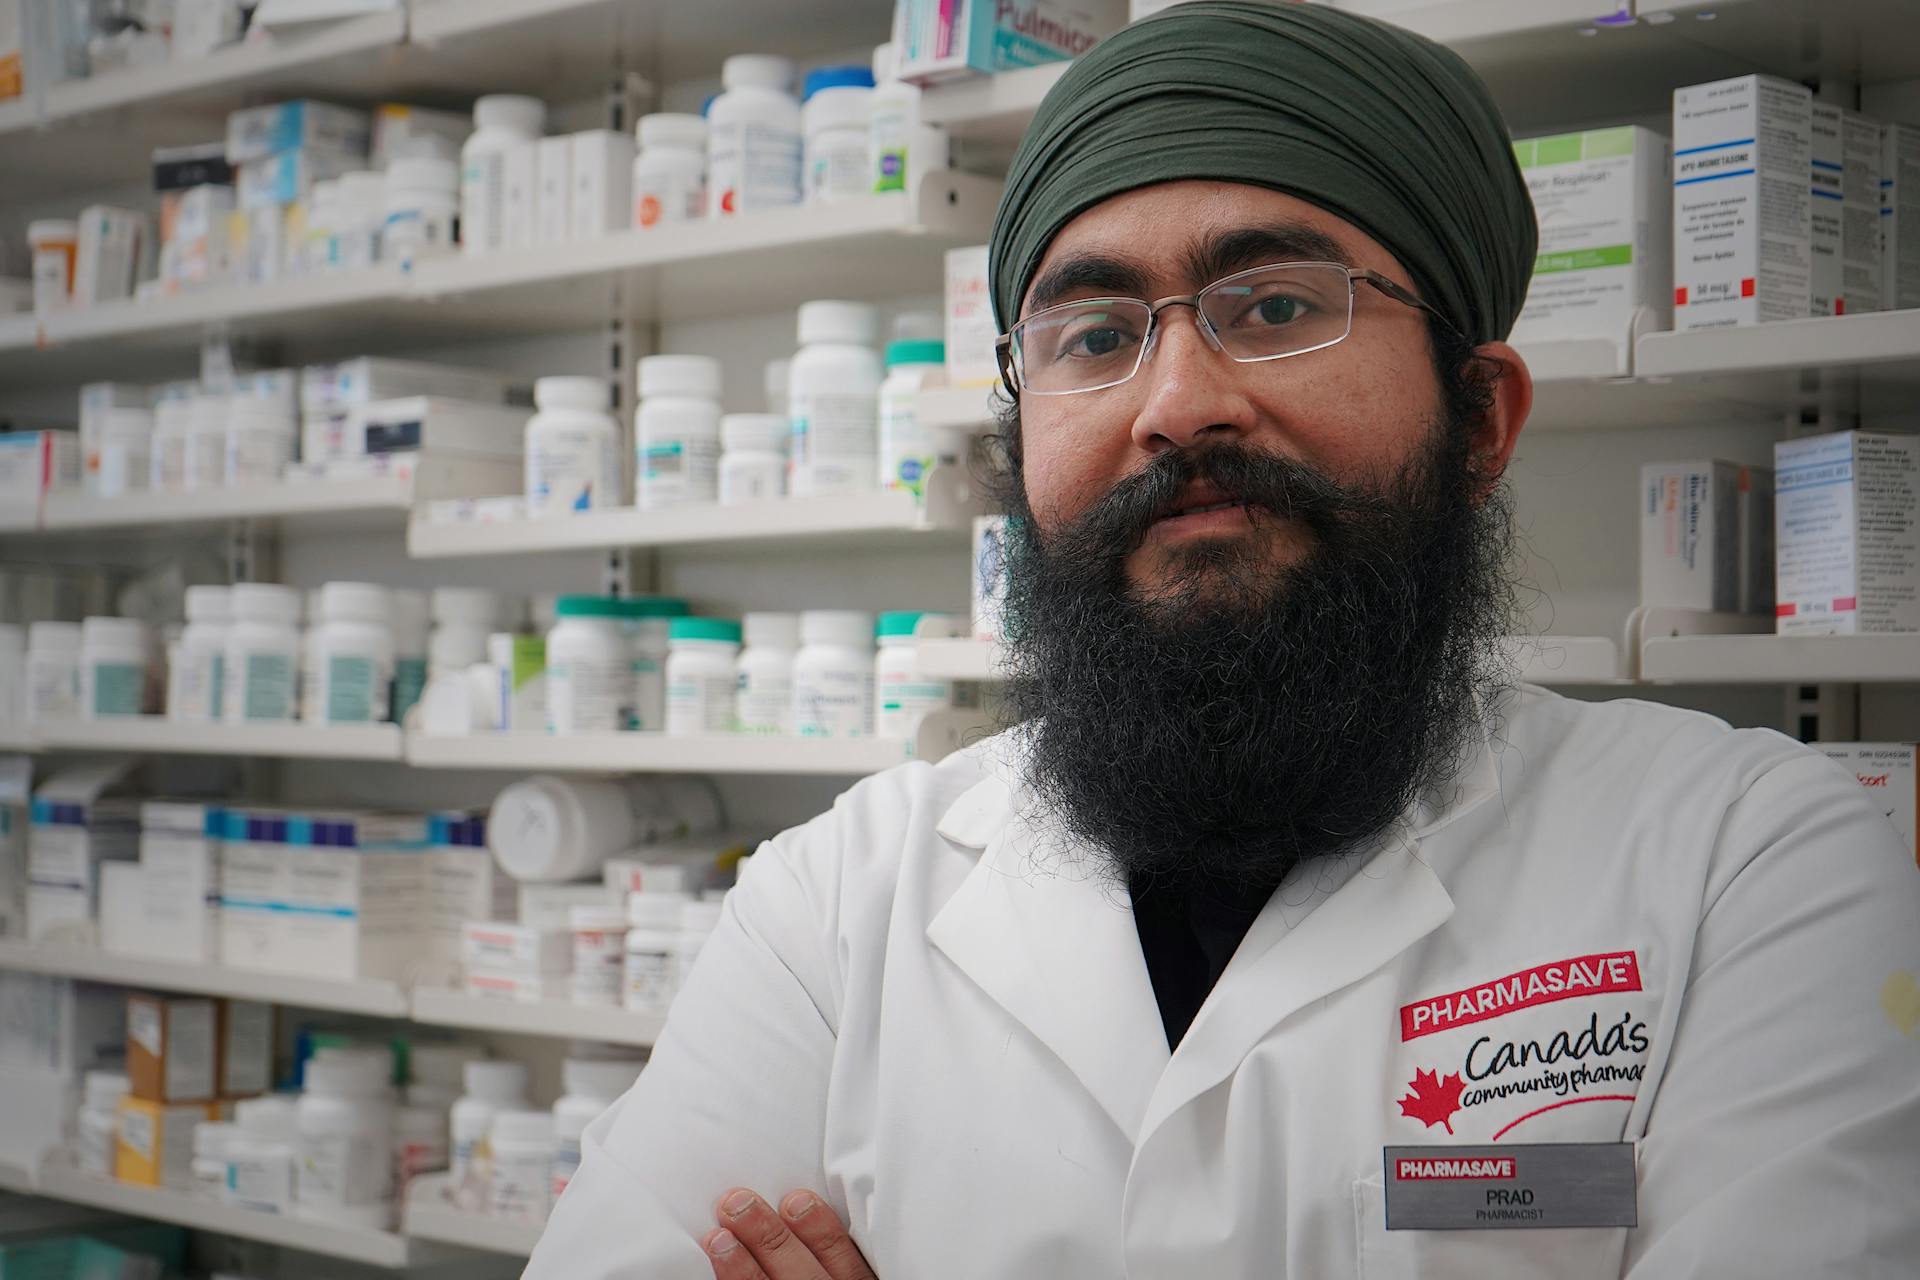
1774, 431, 1920, 636
1884, 123, 1920, 311
1672, 75, 1812, 330
944, 245, 997, 388
1640, 460, 1772, 614
139, 800, 221, 964
1817, 743, 1918, 867
1809, 104, 1882, 317
1510, 126, 1671, 347
27, 760, 142, 945
570, 129, 635, 241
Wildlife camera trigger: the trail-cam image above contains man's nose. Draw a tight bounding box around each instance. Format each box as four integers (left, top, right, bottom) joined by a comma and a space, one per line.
1128, 306, 1257, 454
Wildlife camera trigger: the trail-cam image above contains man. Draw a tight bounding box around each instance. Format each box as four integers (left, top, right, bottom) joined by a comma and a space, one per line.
526, 5, 1920, 1276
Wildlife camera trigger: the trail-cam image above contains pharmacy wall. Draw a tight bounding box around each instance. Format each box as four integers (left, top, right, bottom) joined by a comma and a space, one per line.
2, 0, 1920, 1275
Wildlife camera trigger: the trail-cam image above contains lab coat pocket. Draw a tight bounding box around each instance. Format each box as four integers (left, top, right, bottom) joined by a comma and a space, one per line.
1352, 1177, 1628, 1280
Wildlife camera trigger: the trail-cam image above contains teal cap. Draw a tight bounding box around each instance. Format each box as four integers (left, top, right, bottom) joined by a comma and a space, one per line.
877, 610, 929, 637
669, 616, 742, 644
885, 339, 946, 368
555, 595, 625, 618
611, 596, 691, 619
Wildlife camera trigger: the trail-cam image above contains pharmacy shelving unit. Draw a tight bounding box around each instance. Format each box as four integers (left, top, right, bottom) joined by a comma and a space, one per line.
406, 731, 913, 776
0, 939, 412, 1017
1641, 634, 1920, 684
408, 988, 665, 1048
402, 1174, 542, 1258
0, 725, 38, 753
30, 718, 404, 762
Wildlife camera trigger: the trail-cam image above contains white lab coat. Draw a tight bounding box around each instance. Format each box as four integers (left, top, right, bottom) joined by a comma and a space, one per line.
526, 685, 1920, 1278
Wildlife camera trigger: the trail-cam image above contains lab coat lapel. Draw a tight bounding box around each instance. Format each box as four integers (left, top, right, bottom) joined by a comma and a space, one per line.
927, 782, 1169, 1143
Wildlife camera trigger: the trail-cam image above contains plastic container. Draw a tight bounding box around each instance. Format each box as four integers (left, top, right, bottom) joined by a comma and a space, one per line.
167, 585, 229, 723
224, 582, 302, 723
429, 587, 498, 677
76, 1070, 129, 1178
384, 156, 459, 264
0, 625, 24, 723
296, 1052, 396, 1229
463, 95, 546, 256
802, 67, 876, 204
226, 394, 297, 487
91, 406, 153, 497
409, 1042, 488, 1103
311, 581, 395, 724
870, 42, 948, 195
487, 1109, 555, 1225
707, 54, 802, 217
636, 355, 722, 510
878, 339, 955, 498
333, 170, 387, 271
451, 1059, 530, 1211
526, 376, 623, 516
717, 414, 787, 506
228, 1095, 299, 1213
616, 596, 690, 732
489, 775, 649, 882
876, 611, 960, 740
672, 898, 727, 996
390, 588, 430, 723
191, 1121, 238, 1202
184, 392, 230, 491
547, 595, 629, 733
624, 891, 694, 1017
29, 219, 77, 313
789, 301, 882, 498
632, 113, 707, 228
25, 621, 82, 723
550, 1056, 644, 1203
569, 904, 628, 1007
792, 610, 876, 738
393, 1101, 449, 1202
765, 357, 792, 418
664, 617, 741, 736
79, 616, 147, 718
150, 391, 196, 492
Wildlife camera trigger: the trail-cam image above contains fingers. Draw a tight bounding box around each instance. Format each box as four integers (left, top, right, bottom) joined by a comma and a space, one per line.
780, 1191, 877, 1280
711, 1188, 830, 1280
704, 1227, 770, 1280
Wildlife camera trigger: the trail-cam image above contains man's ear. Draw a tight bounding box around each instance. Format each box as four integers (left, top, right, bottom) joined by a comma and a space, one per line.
1466, 341, 1532, 497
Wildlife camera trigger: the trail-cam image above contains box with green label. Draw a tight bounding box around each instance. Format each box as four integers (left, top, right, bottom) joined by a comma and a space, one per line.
1511, 126, 1672, 347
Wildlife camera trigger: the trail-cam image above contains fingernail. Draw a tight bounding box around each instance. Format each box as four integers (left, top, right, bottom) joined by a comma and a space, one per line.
722, 1191, 756, 1218
781, 1191, 820, 1218
708, 1229, 739, 1256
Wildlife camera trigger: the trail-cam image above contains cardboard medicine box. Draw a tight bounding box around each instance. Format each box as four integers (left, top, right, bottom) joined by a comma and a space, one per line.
219, 1000, 273, 1098
1641, 460, 1743, 612
115, 1095, 217, 1188
1809, 104, 1882, 316
1774, 431, 1920, 635
1884, 123, 1920, 311
126, 993, 217, 1103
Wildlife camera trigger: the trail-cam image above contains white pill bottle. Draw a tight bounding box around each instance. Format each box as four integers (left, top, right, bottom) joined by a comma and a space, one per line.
635, 354, 722, 510
311, 581, 395, 724
734, 611, 798, 735
789, 300, 882, 498
526, 375, 624, 516
707, 55, 802, 217
791, 609, 875, 738
632, 113, 707, 228
224, 583, 301, 723
462, 95, 545, 255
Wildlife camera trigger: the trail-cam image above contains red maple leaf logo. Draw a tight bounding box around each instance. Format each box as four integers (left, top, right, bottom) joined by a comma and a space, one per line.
1398, 1067, 1466, 1134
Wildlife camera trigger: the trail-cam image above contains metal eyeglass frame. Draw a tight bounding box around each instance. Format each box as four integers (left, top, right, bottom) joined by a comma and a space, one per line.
994, 261, 1459, 397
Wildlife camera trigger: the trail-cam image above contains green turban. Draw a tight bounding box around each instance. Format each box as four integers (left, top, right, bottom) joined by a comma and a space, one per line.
988, 0, 1536, 347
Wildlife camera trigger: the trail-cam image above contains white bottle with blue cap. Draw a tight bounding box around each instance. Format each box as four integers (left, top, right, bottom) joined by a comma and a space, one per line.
802, 64, 876, 204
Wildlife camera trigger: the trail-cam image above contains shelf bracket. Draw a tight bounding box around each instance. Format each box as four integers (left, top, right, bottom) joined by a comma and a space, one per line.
1787, 683, 1857, 744
226, 519, 274, 584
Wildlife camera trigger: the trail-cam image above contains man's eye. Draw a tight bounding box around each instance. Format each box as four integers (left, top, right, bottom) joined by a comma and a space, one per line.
1249, 294, 1304, 326
1068, 327, 1127, 357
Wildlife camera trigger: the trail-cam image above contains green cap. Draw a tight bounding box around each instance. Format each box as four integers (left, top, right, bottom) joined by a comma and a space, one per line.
610, 596, 690, 619
555, 595, 626, 618
885, 339, 946, 368
669, 616, 742, 644
876, 611, 929, 638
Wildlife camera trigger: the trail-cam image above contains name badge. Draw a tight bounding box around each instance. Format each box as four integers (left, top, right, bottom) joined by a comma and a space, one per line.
1382, 1143, 1636, 1231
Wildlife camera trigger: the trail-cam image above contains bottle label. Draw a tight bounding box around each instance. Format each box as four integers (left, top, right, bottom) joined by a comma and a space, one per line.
241, 653, 294, 721
666, 673, 736, 735
793, 669, 872, 738
299, 1129, 392, 1209
325, 654, 388, 723
734, 669, 792, 735
548, 657, 630, 733
625, 946, 676, 1015
391, 656, 427, 722
89, 662, 143, 716
791, 391, 878, 462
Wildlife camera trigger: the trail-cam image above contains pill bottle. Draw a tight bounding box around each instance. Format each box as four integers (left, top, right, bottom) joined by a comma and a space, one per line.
875, 611, 960, 742
80, 616, 148, 718
334, 171, 387, 271
526, 375, 624, 516
765, 357, 792, 418
547, 595, 629, 733
672, 898, 727, 996
792, 610, 876, 738
489, 775, 644, 882
77, 1070, 129, 1177
191, 1120, 238, 1202
226, 391, 297, 487
390, 588, 430, 723
550, 1056, 644, 1203
91, 406, 153, 498
393, 1099, 449, 1203
869, 43, 949, 195
665, 617, 741, 736
429, 587, 498, 678
224, 582, 301, 723
312, 581, 395, 724
167, 585, 229, 723
304, 179, 343, 272
615, 596, 689, 732
569, 904, 628, 1007
789, 301, 882, 498
717, 413, 787, 505
451, 1059, 530, 1211
25, 621, 82, 723
802, 67, 875, 205
624, 891, 694, 1017
409, 1042, 488, 1105
229, 1095, 299, 1213
636, 355, 722, 511
707, 54, 801, 217
150, 389, 196, 492
385, 155, 460, 265
878, 339, 956, 498
29, 219, 77, 314
184, 392, 230, 491
488, 1110, 555, 1225
0, 625, 23, 722
296, 1052, 396, 1229
632, 113, 707, 228
463, 95, 546, 256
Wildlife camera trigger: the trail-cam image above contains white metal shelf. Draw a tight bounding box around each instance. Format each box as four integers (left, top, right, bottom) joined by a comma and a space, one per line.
33, 718, 404, 761
0, 725, 38, 753
409, 987, 664, 1047
1641, 634, 1920, 685
0, 939, 412, 1016
407, 731, 912, 775
403, 1174, 542, 1258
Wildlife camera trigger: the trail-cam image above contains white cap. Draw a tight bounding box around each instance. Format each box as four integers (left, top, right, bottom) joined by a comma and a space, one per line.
432, 587, 499, 626
798, 300, 879, 347
722, 54, 796, 94
309, 178, 342, 209
721, 413, 787, 454
102, 406, 153, 434
569, 903, 627, 930
637, 354, 721, 400
473, 94, 546, 137
463, 1058, 529, 1104
304, 1054, 390, 1099
800, 609, 874, 649
184, 585, 230, 623
637, 113, 707, 150
319, 581, 391, 624
83, 1070, 130, 1110
28, 219, 77, 244
235, 1095, 299, 1141
0, 624, 22, 654
741, 611, 799, 650
535, 376, 611, 413
228, 582, 300, 625
312, 1043, 395, 1084
803, 86, 874, 136
872, 42, 895, 83
562, 1056, 644, 1101
388, 155, 459, 194
155, 395, 195, 432
390, 588, 429, 651
679, 899, 726, 933
81, 615, 146, 648
194, 1121, 238, 1157
27, 621, 81, 651
490, 1108, 553, 1145
764, 358, 791, 415
628, 890, 693, 929
338, 170, 387, 210
410, 1042, 486, 1095
893, 311, 941, 342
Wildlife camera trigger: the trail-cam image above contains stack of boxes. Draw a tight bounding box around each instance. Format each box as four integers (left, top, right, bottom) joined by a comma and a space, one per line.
423, 812, 515, 987
0, 974, 123, 1170
114, 993, 271, 1189
225, 100, 371, 287
292, 356, 522, 486
1639, 460, 1774, 619
26, 762, 141, 945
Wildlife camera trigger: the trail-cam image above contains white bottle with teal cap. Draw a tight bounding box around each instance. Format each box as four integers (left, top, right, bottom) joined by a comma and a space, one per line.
875, 611, 960, 747
665, 617, 743, 736
878, 338, 952, 499
614, 596, 691, 732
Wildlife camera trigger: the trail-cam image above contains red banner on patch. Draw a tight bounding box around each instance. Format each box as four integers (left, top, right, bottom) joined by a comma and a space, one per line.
1400, 952, 1642, 1041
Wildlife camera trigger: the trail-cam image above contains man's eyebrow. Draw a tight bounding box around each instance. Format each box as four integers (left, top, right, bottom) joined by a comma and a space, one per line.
1022, 255, 1154, 317
1184, 224, 1356, 284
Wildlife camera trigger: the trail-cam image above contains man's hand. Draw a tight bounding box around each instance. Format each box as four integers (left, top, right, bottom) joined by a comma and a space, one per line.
703, 1188, 875, 1280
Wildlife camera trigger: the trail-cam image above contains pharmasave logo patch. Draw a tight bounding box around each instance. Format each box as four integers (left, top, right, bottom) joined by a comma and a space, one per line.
1401, 951, 1642, 1041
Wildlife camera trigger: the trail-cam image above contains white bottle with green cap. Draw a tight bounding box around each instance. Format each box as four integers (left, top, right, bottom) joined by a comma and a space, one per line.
875, 611, 960, 744
878, 338, 954, 499
546, 595, 630, 734
665, 617, 743, 736
613, 596, 691, 732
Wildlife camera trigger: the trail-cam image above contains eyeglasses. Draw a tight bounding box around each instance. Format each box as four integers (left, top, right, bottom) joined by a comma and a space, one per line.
995, 261, 1455, 397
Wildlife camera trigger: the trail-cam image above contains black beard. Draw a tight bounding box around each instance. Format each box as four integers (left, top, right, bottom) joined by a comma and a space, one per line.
999, 424, 1519, 897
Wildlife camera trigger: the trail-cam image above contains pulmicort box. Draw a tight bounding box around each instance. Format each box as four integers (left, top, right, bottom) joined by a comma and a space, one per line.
1774, 431, 1920, 636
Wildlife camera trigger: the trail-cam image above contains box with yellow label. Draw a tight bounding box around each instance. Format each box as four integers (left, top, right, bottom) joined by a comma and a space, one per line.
115, 1095, 217, 1188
